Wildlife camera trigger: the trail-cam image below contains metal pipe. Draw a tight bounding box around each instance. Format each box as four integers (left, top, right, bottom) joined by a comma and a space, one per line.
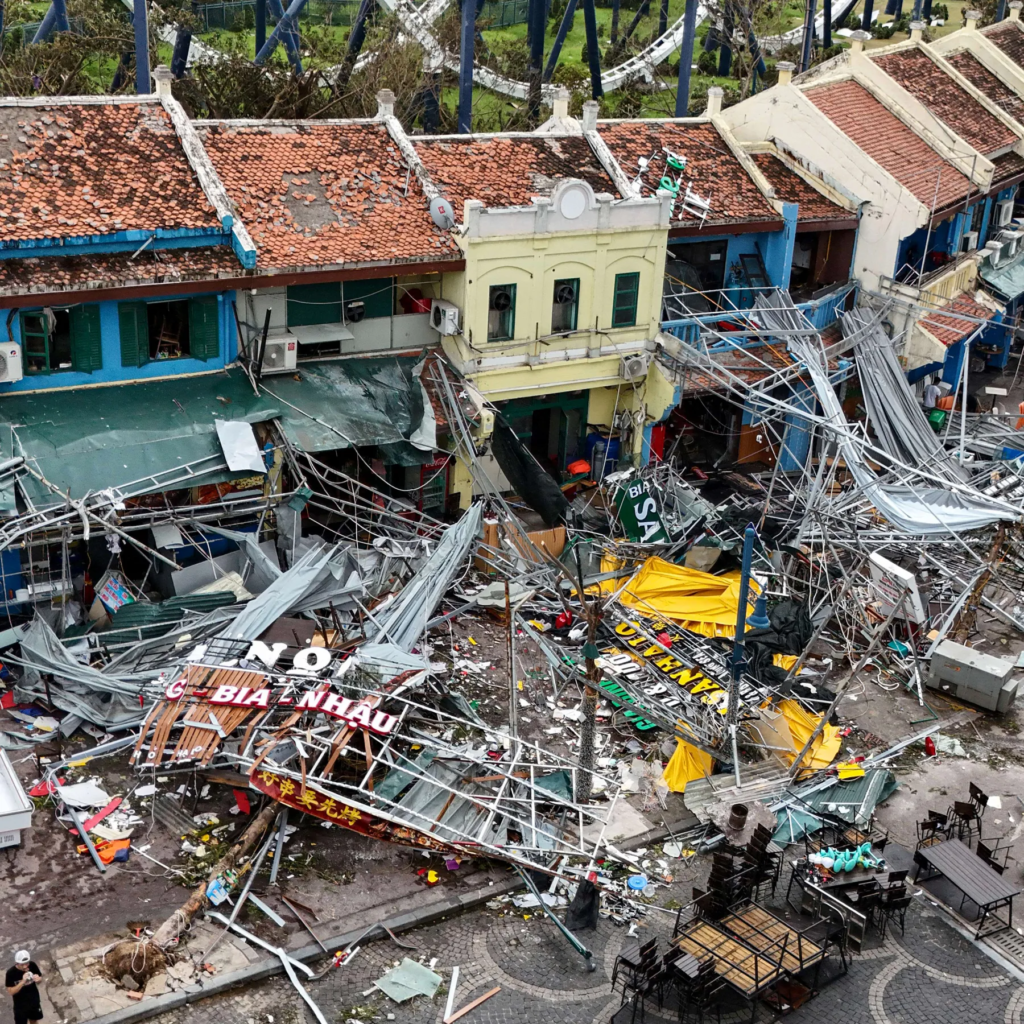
333, 0, 374, 92
727, 524, 756, 786
674, 0, 698, 116
65, 804, 107, 874
134, 0, 150, 94
528, 0, 545, 117
822, 0, 832, 47
717, 3, 732, 75
458, 0, 475, 133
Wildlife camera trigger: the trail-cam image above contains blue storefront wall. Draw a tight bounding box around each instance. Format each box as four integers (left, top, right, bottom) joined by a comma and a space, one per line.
670, 204, 799, 309
1, 291, 237, 393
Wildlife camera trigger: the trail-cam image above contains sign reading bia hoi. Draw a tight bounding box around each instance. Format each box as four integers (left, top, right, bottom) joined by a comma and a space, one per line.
165, 639, 400, 736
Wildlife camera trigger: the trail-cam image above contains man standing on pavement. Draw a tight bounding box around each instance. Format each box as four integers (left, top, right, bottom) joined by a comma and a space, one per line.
6, 951, 42, 1024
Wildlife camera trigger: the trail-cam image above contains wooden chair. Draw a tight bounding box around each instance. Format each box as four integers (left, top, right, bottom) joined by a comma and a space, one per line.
154, 316, 182, 359
877, 887, 911, 940
916, 818, 945, 849
677, 958, 725, 1024
969, 783, 989, 819
613, 937, 658, 994
949, 800, 982, 847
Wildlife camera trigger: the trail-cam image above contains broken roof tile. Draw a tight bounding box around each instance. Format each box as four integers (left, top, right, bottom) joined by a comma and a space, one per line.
0, 100, 218, 242
805, 79, 972, 209
599, 120, 777, 227
945, 49, 1024, 124
920, 291, 996, 346
983, 21, 1024, 69
197, 121, 459, 272
411, 134, 618, 213
749, 152, 857, 222
872, 47, 1017, 155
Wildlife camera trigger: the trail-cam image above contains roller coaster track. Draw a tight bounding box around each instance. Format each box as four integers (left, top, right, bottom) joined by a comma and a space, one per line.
151, 0, 859, 100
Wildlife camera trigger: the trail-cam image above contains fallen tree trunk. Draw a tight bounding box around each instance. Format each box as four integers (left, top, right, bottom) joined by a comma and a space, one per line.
152, 802, 279, 948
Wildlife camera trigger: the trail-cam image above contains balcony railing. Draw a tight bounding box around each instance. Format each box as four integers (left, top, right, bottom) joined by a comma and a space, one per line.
878, 252, 979, 310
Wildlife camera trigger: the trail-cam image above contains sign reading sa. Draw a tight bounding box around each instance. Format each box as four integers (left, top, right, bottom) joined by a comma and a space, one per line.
615, 479, 669, 544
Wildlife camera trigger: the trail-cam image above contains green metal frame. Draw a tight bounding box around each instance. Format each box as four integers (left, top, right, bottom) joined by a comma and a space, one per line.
611, 272, 639, 328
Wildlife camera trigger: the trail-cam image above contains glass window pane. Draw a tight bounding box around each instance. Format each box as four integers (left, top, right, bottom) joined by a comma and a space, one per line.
612, 273, 639, 328
21, 313, 48, 374
51, 309, 73, 370
488, 284, 516, 341
552, 278, 578, 333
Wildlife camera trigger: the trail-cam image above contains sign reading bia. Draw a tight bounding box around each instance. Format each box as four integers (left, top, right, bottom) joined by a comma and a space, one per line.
165, 640, 399, 737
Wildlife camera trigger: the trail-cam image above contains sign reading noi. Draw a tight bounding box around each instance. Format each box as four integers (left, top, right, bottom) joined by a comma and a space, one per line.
165, 639, 399, 737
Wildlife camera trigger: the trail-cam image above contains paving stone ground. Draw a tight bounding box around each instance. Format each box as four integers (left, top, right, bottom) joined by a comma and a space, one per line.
147, 878, 1024, 1024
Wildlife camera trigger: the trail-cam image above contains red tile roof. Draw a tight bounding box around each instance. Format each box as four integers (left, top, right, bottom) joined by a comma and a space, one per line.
945, 49, 1024, 124
0, 246, 245, 297
920, 291, 995, 346
197, 121, 459, 272
750, 152, 857, 222
411, 135, 618, 212
873, 48, 1017, 155
0, 100, 218, 243
599, 120, 777, 227
992, 150, 1024, 185
805, 79, 972, 208
984, 22, 1024, 69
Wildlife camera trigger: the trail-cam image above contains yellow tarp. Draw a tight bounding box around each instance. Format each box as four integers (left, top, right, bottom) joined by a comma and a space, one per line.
597, 556, 761, 638
775, 698, 842, 772
663, 737, 714, 793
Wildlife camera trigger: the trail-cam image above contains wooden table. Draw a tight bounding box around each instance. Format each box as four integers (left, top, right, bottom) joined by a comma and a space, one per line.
674, 920, 784, 998
916, 837, 1021, 937
720, 904, 825, 975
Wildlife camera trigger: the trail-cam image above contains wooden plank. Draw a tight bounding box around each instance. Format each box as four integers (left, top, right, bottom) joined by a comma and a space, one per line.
444, 986, 500, 1024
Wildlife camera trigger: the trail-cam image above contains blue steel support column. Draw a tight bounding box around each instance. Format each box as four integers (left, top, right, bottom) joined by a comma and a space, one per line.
255, 0, 266, 54
861, 0, 873, 28
543, 0, 578, 80
458, 0, 475, 132
256, 0, 307, 70
674, 0, 697, 116
823, 0, 831, 46
921, 0, 931, 19
170, 28, 191, 77
31, 0, 67, 43
997, 0, 1008, 19
610, 0, 620, 43
717, 3, 732, 75
265, 0, 302, 72
334, 0, 373, 90
658, 0, 668, 37
134, 0, 150, 93
799, 0, 816, 71
582, 0, 603, 99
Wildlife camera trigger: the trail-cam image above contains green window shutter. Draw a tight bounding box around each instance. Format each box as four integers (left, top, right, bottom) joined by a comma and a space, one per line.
287, 282, 341, 327
342, 277, 394, 320
188, 297, 220, 362
118, 302, 149, 368
612, 272, 640, 329
70, 304, 103, 373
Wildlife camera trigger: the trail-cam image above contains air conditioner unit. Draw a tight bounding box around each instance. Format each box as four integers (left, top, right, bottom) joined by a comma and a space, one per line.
997, 199, 1015, 227
620, 354, 649, 381
430, 299, 462, 336
261, 336, 297, 375
999, 229, 1021, 257
0, 343, 23, 384
962, 230, 979, 252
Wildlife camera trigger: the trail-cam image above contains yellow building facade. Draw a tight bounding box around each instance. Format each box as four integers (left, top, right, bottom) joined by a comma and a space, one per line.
436, 178, 680, 508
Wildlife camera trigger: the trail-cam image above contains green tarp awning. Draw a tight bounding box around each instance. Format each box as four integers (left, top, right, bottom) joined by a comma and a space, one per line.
0, 356, 432, 511
260, 357, 426, 455
0, 368, 279, 508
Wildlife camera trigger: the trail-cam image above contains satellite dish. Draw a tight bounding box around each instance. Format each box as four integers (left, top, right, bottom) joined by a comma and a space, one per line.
429, 196, 456, 230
